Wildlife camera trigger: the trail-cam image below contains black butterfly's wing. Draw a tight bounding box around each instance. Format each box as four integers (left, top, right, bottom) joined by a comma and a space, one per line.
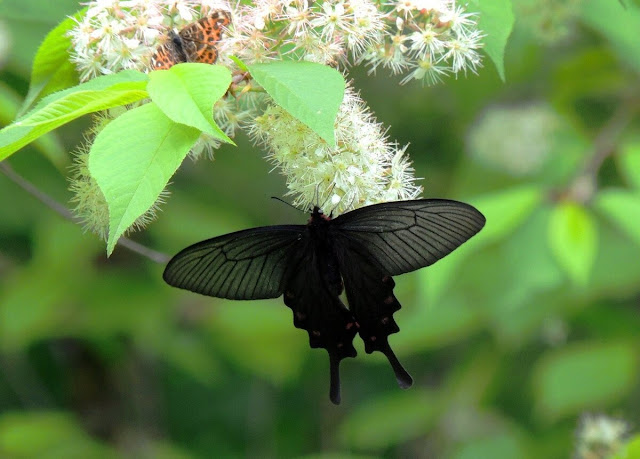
338, 251, 412, 389
163, 222, 359, 404
332, 199, 486, 276
332, 199, 485, 386
163, 225, 306, 300
282, 248, 358, 405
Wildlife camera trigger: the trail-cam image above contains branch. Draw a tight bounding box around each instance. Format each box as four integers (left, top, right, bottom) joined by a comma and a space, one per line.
566, 99, 639, 203
0, 162, 170, 264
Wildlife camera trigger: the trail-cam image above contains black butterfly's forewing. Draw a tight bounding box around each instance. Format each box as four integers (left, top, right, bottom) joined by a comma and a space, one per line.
331, 199, 485, 387
163, 225, 305, 300
332, 199, 486, 276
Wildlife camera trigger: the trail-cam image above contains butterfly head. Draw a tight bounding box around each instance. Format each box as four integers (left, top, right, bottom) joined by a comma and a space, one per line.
309, 206, 332, 224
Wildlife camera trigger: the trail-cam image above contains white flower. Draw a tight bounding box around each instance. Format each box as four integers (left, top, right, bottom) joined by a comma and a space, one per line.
408, 24, 445, 59
443, 30, 482, 74
249, 86, 421, 214
575, 413, 629, 459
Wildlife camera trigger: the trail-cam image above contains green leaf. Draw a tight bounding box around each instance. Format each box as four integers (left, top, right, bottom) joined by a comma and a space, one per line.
25, 69, 148, 115
148, 63, 234, 144
19, 10, 84, 116
533, 342, 638, 421
0, 81, 66, 169
339, 391, 440, 450
0, 411, 116, 458
0, 217, 97, 351
548, 202, 597, 286
618, 140, 640, 190
423, 186, 542, 303
88, 102, 201, 255
595, 190, 640, 247
396, 297, 482, 353
300, 454, 377, 459
247, 61, 345, 146
613, 435, 640, 459
488, 207, 564, 345
467, 0, 514, 81
0, 71, 149, 161
207, 300, 307, 385
580, 0, 640, 73
453, 434, 525, 459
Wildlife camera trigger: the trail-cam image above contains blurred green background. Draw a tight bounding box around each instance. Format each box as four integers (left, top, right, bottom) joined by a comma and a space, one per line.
1, 0, 640, 458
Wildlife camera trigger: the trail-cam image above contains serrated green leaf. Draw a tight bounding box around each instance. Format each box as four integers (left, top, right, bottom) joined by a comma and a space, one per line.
467, 0, 514, 81
548, 202, 597, 286
88, 102, 200, 255
0, 71, 149, 161
0, 81, 66, 168
580, 0, 640, 73
24, 70, 148, 116
423, 186, 542, 303
19, 10, 84, 116
533, 342, 638, 421
618, 140, 640, 190
595, 190, 640, 247
148, 63, 233, 144
247, 61, 344, 146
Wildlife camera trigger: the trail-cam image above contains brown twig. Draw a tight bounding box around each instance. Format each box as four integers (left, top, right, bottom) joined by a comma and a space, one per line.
563, 98, 639, 203
0, 162, 170, 264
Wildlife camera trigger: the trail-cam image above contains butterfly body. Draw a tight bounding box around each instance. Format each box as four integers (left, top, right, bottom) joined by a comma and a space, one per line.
151, 11, 231, 70
164, 199, 485, 404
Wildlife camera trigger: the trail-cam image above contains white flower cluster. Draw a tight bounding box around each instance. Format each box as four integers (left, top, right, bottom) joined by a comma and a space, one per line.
68, 0, 230, 81
250, 87, 422, 214
574, 413, 629, 459
223, 0, 483, 84
69, 0, 483, 84
466, 103, 559, 177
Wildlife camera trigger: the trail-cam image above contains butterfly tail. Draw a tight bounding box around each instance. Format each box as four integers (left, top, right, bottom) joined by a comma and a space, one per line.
380, 343, 413, 389
329, 352, 342, 404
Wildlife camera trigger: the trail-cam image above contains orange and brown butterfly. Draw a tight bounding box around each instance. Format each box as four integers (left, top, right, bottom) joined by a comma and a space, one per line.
151, 10, 231, 70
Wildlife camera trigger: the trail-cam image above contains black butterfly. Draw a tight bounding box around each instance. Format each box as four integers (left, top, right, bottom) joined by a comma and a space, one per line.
163, 199, 485, 404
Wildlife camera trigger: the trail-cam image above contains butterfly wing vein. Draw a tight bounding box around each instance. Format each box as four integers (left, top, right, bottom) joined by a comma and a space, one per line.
163, 226, 305, 299
333, 199, 486, 275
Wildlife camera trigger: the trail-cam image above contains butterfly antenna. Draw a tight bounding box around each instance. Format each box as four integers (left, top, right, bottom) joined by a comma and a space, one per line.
381, 344, 413, 389
329, 353, 342, 405
270, 196, 305, 213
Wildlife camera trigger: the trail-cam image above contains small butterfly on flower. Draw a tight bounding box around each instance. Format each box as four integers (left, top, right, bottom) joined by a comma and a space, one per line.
151, 10, 231, 70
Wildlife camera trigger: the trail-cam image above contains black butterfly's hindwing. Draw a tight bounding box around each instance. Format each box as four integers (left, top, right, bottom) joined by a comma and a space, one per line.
337, 240, 412, 389
163, 225, 305, 300
163, 199, 485, 404
282, 242, 358, 404
332, 199, 486, 276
